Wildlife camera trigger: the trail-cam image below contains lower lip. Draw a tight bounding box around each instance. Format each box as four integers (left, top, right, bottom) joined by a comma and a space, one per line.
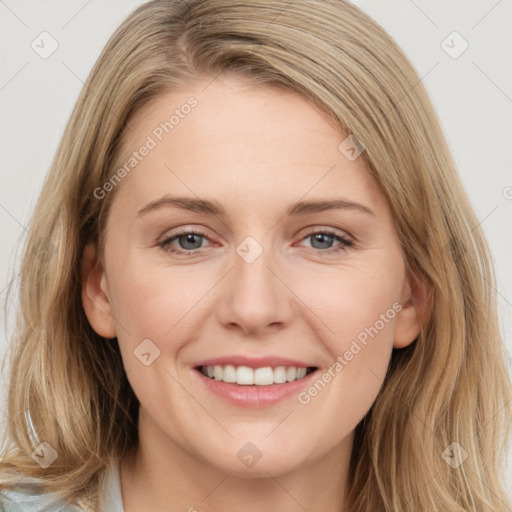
193, 368, 318, 407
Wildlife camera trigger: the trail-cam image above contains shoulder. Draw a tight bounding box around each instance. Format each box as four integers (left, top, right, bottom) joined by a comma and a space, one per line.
0, 483, 84, 511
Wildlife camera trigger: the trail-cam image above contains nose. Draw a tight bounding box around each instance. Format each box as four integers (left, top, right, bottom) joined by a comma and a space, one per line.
216, 241, 296, 336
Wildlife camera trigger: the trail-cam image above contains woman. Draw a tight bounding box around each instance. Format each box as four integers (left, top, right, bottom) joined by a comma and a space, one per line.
1, 0, 510, 510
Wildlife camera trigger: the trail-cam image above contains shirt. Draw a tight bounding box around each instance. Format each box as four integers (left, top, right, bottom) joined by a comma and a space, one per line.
0, 461, 125, 511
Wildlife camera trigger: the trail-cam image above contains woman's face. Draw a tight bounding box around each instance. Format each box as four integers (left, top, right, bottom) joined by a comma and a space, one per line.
83, 75, 424, 477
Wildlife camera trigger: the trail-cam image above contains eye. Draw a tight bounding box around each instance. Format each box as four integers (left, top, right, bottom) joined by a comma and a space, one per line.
296, 228, 353, 254
158, 227, 353, 256
159, 228, 211, 255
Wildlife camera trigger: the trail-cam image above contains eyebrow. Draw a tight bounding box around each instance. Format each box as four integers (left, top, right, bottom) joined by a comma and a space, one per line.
137, 196, 375, 217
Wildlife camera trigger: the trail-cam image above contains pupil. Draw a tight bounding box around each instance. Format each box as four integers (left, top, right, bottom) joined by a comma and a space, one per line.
312, 233, 333, 249
180, 234, 201, 249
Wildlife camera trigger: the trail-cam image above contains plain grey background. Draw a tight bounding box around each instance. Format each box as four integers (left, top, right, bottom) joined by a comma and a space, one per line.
1, 0, 511, 499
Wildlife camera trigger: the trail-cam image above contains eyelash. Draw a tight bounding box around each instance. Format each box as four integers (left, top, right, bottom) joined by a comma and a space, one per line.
158, 227, 353, 256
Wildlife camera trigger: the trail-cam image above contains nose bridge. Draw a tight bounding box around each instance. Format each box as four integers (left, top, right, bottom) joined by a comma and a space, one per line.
217, 233, 294, 334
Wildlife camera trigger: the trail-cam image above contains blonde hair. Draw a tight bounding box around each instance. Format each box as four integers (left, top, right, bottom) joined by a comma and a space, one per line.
1, 0, 511, 510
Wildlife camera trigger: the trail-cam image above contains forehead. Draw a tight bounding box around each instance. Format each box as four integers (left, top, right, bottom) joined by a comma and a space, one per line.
109, 75, 389, 220
120, 75, 340, 159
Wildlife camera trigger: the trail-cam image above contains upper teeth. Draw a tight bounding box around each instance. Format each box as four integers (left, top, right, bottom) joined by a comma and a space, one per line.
201, 365, 311, 386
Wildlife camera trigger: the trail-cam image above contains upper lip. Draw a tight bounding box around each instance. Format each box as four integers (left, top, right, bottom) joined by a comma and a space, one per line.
193, 355, 318, 369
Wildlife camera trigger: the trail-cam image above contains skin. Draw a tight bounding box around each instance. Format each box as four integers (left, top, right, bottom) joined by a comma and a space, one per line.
82, 74, 428, 512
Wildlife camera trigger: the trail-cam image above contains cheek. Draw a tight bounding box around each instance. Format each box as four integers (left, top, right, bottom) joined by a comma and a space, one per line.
295, 257, 404, 351
107, 262, 208, 411
296, 267, 401, 437
292, 254, 403, 412
108, 254, 218, 351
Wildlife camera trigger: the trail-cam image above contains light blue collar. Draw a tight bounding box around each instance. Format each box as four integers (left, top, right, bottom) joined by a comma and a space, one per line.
97, 460, 125, 512
0, 461, 125, 511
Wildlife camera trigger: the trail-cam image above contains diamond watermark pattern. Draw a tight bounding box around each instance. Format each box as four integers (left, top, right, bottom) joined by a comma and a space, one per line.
31, 442, 58, 468
441, 31, 469, 59
338, 134, 365, 161
237, 442, 262, 468
30, 31, 59, 59
134, 338, 161, 366
441, 441, 468, 468
32, 236, 56, 262
236, 236, 263, 264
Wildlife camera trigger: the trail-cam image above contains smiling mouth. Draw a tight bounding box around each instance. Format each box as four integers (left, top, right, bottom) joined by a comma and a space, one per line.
196, 365, 318, 386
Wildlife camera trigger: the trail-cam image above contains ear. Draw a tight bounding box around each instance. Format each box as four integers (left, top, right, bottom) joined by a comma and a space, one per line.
81, 242, 117, 338
393, 266, 431, 349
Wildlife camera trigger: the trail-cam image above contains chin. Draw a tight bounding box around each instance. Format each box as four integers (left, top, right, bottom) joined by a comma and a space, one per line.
203, 447, 308, 478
